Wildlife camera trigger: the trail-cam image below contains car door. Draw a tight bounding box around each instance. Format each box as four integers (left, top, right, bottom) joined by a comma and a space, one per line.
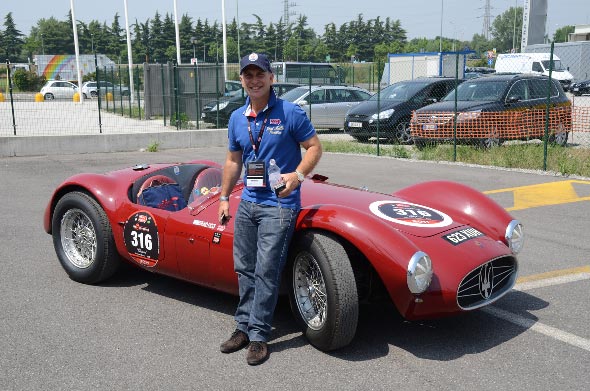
305, 89, 327, 128
505, 79, 534, 138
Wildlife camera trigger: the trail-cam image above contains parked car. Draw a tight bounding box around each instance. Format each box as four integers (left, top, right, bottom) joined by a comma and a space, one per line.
40, 80, 79, 100
44, 159, 524, 351
81, 81, 130, 98
281, 85, 372, 130
344, 78, 462, 143
201, 83, 301, 126
410, 73, 572, 149
224, 80, 243, 96
570, 79, 590, 96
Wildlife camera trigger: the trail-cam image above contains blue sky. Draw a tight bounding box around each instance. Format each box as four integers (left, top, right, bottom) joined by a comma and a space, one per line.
2, 0, 589, 40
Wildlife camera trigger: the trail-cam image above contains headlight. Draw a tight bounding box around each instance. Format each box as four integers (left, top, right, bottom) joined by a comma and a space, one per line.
370, 108, 394, 121
214, 101, 229, 111
457, 110, 482, 122
505, 220, 525, 254
407, 251, 433, 294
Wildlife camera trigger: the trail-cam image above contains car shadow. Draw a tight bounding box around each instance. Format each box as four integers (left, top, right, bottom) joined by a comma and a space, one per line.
102, 266, 548, 362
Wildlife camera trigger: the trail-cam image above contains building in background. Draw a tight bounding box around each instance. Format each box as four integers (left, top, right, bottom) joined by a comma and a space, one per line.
33, 55, 115, 81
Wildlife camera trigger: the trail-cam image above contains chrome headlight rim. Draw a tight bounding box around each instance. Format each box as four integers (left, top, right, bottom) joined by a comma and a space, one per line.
407, 251, 433, 294
505, 219, 525, 254
457, 110, 482, 122
370, 108, 395, 121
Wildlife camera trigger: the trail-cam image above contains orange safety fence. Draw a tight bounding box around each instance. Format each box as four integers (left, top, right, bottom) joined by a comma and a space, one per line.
411, 105, 590, 141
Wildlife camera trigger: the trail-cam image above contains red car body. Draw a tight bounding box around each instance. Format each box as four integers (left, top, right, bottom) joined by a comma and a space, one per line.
44, 159, 523, 350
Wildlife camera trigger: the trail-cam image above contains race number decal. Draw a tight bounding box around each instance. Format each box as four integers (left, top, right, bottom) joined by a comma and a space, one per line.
123, 211, 159, 267
369, 201, 453, 228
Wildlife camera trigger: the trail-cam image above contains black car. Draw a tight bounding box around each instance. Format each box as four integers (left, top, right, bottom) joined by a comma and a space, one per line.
410, 73, 572, 148
344, 77, 462, 143
570, 79, 590, 96
201, 83, 301, 126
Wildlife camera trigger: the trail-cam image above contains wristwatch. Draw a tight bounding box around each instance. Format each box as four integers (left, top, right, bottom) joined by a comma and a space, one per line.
219, 196, 230, 201
295, 170, 305, 182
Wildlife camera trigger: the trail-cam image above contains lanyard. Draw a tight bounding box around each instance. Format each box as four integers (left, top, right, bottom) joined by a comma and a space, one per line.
247, 110, 271, 158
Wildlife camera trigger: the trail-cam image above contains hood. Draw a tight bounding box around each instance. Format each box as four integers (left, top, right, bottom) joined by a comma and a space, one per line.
346, 99, 404, 116
416, 100, 500, 112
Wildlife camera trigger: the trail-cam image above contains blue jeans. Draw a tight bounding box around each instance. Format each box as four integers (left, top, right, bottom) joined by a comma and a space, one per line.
233, 200, 299, 343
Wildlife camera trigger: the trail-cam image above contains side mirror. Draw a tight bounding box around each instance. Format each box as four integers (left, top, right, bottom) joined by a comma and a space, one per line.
298, 100, 308, 107
506, 96, 520, 104
424, 98, 438, 105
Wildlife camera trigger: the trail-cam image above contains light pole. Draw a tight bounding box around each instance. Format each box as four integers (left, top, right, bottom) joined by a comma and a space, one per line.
40, 33, 45, 55
91, 33, 94, 54
190, 36, 197, 62
439, 0, 444, 53
512, 0, 517, 52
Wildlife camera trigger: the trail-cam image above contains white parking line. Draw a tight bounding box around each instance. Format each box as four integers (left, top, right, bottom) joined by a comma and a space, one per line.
483, 307, 590, 353
483, 266, 590, 353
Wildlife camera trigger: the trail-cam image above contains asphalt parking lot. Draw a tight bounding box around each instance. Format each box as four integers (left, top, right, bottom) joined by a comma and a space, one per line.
1, 147, 589, 390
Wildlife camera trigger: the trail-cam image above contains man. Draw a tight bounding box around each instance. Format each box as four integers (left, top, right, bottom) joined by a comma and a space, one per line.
218, 53, 322, 365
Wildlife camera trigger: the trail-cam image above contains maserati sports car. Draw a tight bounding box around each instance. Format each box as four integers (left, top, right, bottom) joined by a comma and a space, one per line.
44, 160, 525, 351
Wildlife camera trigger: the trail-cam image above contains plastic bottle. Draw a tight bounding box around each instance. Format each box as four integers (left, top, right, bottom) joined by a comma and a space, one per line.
268, 159, 284, 194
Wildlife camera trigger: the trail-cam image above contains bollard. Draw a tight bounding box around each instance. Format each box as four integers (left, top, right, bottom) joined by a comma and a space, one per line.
106, 92, 114, 102
0, 92, 5, 102
35, 93, 44, 102
73, 92, 80, 102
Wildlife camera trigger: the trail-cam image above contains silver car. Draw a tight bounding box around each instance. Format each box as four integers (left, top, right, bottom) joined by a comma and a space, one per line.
40, 80, 78, 100
280, 85, 372, 130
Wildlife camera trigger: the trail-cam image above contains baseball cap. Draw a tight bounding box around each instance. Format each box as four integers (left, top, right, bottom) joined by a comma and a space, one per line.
239, 53, 272, 74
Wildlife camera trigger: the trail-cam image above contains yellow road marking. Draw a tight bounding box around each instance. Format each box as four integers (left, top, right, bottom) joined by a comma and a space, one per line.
484, 180, 590, 211
516, 265, 590, 284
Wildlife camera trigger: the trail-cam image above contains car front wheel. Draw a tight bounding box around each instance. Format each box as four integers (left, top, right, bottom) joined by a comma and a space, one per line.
52, 191, 120, 284
549, 123, 569, 147
287, 231, 359, 351
44, 93, 54, 100
394, 120, 413, 144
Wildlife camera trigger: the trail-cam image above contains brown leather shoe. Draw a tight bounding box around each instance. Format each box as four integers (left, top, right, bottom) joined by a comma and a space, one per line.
246, 341, 269, 365
220, 330, 249, 353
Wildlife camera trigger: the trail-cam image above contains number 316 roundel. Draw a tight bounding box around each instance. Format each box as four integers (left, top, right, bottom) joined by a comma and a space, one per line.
369, 200, 453, 228
123, 211, 159, 267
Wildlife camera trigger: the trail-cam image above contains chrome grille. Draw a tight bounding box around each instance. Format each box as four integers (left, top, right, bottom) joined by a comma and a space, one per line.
457, 256, 517, 310
413, 112, 454, 124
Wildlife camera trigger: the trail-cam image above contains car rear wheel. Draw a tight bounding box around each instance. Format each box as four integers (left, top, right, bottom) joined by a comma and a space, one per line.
44, 93, 54, 100
90, 91, 98, 98
52, 191, 120, 284
352, 135, 369, 142
479, 128, 503, 149
287, 231, 359, 351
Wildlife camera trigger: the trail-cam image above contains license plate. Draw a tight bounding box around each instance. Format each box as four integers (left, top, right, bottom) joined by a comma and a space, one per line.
348, 121, 362, 128
423, 124, 437, 130
573, 87, 579, 92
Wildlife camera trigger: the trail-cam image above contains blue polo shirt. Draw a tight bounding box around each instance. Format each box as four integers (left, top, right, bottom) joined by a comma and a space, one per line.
227, 89, 316, 209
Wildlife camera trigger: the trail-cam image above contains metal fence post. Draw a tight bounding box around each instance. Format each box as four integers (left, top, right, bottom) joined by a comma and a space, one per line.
193, 62, 200, 130
135, 64, 141, 120
173, 62, 180, 130
453, 53, 459, 161
6, 60, 17, 135
215, 62, 220, 128
118, 65, 124, 116
543, 42, 555, 171
94, 53, 103, 133
161, 64, 167, 126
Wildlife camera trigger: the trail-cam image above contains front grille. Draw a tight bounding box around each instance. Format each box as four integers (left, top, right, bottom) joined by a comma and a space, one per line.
413, 112, 454, 124
457, 256, 517, 310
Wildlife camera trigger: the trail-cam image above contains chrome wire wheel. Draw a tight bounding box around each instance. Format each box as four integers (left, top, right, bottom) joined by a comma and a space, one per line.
60, 208, 97, 269
293, 252, 328, 330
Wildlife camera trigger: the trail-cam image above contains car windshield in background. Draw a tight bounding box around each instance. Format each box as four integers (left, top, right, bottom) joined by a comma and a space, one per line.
443, 80, 510, 102
541, 60, 565, 71
280, 86, 309, 102
369, 82, 429, 101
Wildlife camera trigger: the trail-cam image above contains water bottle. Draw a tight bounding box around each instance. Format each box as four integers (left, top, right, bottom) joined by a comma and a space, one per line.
268, 159, 285, 195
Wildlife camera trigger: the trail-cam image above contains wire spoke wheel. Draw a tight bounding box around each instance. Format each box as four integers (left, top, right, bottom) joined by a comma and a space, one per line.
293, 252, 328, 330
60, 208, 97, 269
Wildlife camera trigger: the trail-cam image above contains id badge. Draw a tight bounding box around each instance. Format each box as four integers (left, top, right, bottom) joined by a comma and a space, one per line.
246, 161, 266, 187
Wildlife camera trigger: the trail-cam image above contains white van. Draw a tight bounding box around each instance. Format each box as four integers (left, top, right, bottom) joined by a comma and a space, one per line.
494, 53, 574, 91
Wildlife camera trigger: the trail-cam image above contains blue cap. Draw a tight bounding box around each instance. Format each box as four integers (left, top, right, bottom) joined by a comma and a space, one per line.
239, 53, 272, 74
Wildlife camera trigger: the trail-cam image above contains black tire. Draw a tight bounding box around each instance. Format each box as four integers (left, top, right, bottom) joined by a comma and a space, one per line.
83, 93, 88, 99
352, 135, 369, 142
91, 91, 98, 98
44, 93, 54, 100
52, 191, 120, 284
478, 128, 503, 149
414, 139, 431, 150
287, 231, 359, 351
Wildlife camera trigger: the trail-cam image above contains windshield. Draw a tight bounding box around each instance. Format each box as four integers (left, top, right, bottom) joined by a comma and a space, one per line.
280, 86, 308, 102
541, 60, 565, 71
369, 82, 428, 101
443, 80, 509, 101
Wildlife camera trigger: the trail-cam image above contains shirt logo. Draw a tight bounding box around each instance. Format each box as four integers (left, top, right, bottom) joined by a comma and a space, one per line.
270, 118, 281, 125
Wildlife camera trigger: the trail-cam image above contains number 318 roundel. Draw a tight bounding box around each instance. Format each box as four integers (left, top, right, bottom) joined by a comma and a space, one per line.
123, 211, 160, 267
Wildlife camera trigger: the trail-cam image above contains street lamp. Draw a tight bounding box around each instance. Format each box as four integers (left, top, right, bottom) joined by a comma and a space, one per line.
439, 0, 444, 52
190, 36, 197, 62
40, 33, 45, 55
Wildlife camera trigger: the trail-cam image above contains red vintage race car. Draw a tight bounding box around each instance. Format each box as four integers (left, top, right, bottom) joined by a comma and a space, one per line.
44, 159, 524, 351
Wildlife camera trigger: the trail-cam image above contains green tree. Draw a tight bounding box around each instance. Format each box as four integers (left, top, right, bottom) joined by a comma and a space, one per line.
2, 12, 25, 61
490, 6, 522, 53
553, 25, 575, 43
